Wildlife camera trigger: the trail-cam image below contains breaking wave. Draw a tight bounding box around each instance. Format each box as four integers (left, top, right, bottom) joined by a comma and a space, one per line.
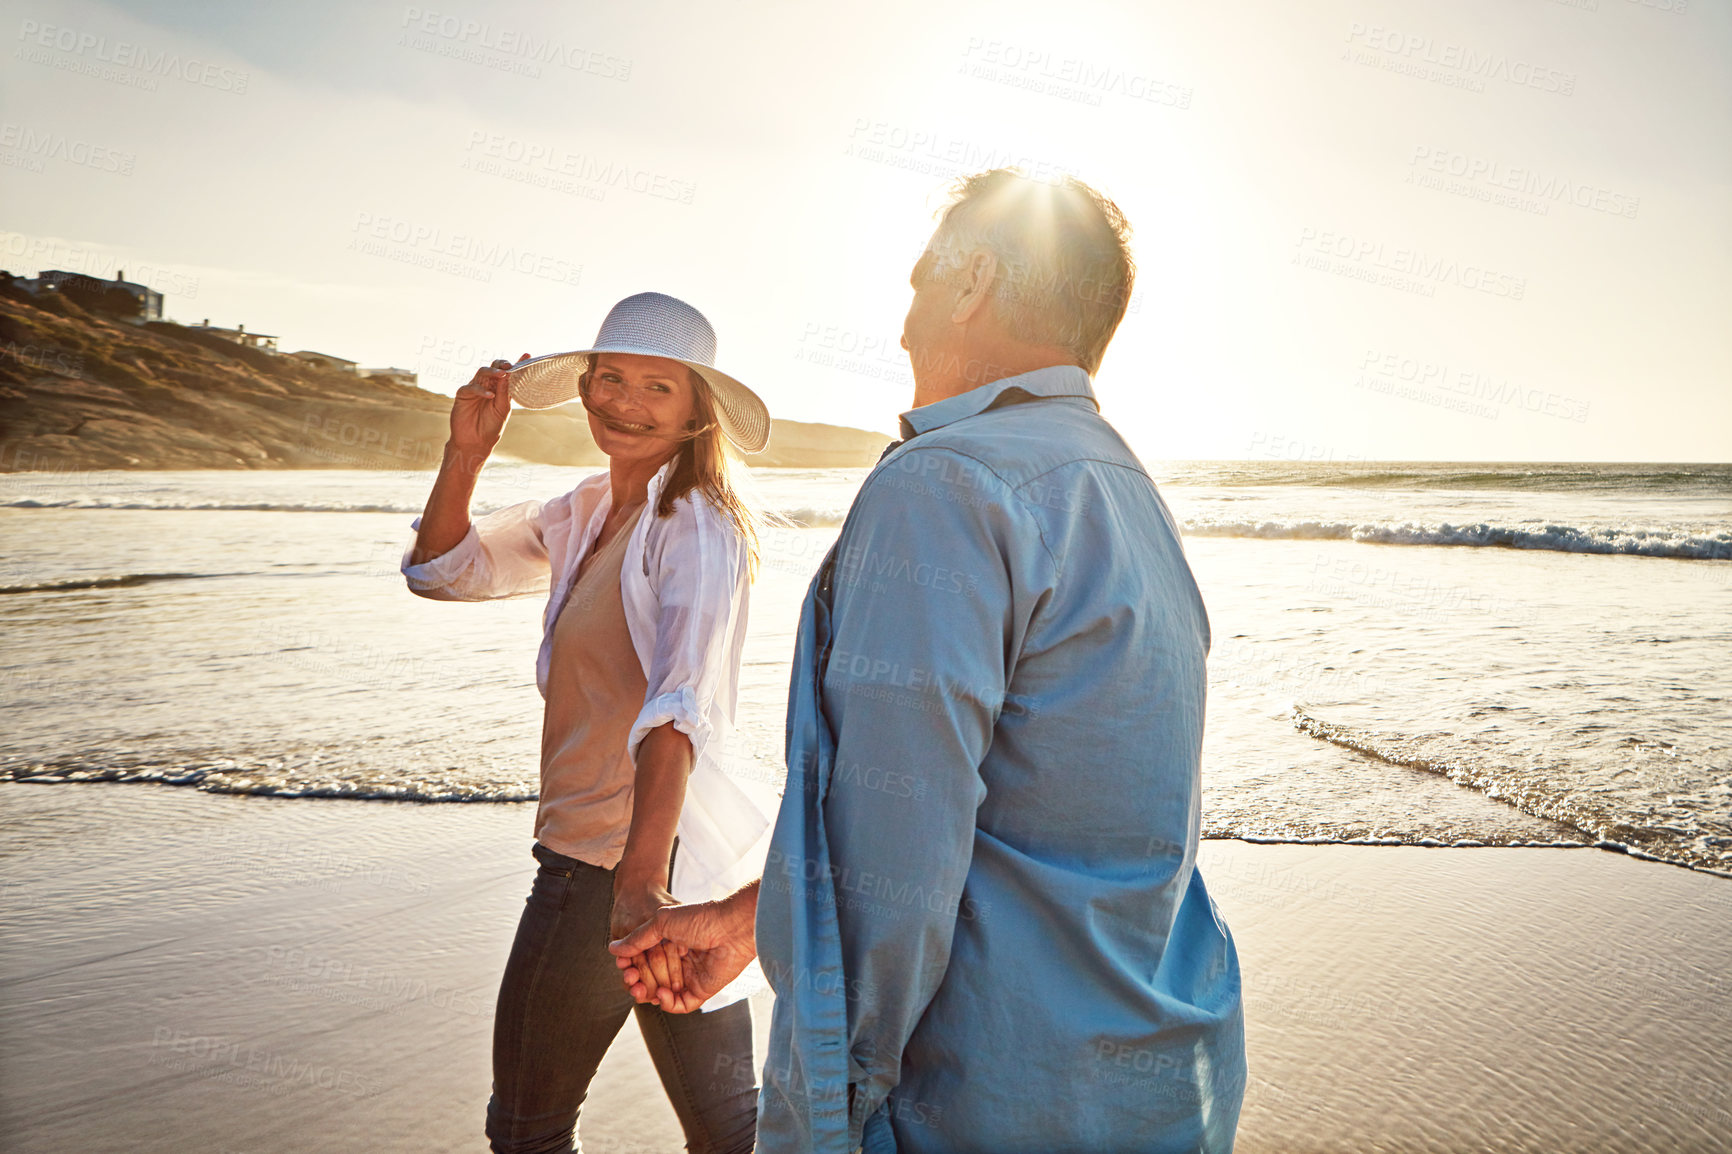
1184, 519, 1731, 560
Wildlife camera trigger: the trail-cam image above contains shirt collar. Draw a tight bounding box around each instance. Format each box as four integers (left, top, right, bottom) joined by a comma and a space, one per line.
897, 364, 1097, 441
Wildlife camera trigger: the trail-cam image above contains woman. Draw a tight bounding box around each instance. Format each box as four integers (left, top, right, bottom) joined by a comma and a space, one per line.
401, 292, 772, 1154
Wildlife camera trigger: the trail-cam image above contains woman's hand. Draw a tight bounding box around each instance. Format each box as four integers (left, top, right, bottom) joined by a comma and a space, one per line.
449, 353, 528, 461
611, 876, 685, 1008
408, 351, 528, 566
608, 726, 694, 1003
610, 876, 676, 949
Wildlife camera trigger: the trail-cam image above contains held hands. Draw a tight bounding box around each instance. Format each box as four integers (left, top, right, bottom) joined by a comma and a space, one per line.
449, 353, 530, 460
608, 876, 688, 1011
610, 876, 676, 945
608, 877, 694, 1009
608, 893, 758, 1014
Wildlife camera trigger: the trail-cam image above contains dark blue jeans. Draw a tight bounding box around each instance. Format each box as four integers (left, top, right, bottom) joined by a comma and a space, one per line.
486, 842, 758, 1154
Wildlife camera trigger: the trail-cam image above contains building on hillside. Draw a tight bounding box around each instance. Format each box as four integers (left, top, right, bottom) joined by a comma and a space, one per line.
192, 320, 278, 352
25, 269, 164, 322
287, 352, 418, 387
290, 350, 359, 373
357, 366, 418, 387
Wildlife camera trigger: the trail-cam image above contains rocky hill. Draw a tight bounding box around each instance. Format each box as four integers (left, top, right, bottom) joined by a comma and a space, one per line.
0, 288, 889, 472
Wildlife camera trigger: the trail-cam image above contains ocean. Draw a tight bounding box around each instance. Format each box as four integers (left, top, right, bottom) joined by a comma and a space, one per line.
2, 461, 1727, 876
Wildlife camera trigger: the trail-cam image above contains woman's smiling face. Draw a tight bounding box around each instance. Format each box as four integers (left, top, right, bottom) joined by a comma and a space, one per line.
583, 353, 700, 465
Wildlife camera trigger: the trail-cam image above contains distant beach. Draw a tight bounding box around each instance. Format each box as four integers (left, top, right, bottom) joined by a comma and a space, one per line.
0, 291, 890, 472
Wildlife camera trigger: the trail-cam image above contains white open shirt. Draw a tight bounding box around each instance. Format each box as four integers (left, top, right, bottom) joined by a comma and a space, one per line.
401, 460, 774, 1005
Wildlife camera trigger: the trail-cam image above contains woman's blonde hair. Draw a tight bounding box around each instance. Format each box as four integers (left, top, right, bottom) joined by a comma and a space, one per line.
658, 371, 762, 575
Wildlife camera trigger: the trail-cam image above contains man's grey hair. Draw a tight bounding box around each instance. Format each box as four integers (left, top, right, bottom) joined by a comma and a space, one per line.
926, 169, 1135, 375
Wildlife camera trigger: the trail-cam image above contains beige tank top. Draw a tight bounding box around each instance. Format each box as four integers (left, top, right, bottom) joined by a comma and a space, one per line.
534, 502, 649, 867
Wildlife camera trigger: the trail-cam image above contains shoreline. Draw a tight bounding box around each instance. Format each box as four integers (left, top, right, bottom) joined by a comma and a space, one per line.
3, 782, 1729, 1153
6, 775, 1726, 880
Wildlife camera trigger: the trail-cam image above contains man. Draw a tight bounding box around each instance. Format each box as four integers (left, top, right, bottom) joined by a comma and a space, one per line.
612, 168, 1246, 1153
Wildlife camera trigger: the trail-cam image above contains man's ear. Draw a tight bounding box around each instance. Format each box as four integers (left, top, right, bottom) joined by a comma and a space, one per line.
950, 249, 997, 325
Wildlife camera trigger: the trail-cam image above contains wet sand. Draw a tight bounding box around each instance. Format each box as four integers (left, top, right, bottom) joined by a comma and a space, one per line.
1, 783, 1727, 1153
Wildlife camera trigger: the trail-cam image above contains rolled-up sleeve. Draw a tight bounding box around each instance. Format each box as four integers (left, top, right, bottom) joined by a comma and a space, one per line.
818, 450, 1029, 1144
626, 501, 751, 760
401, 498, 551, 601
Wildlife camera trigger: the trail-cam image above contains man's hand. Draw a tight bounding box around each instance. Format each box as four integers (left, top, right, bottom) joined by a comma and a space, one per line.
609, 882, 759, 1014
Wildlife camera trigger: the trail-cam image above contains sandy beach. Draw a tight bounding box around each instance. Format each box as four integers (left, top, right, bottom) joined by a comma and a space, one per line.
2, 782, 1727, 1153
4, 0, 1725, 1150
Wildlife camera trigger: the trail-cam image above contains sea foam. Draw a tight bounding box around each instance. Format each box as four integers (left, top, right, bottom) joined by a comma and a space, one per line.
1183, 519, 1731, 560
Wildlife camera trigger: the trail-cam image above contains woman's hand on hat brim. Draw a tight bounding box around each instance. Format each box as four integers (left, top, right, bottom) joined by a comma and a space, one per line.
449, 352, 529, 459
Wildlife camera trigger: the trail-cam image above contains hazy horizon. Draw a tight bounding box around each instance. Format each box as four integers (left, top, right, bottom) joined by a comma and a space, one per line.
2, 0, 1727, 463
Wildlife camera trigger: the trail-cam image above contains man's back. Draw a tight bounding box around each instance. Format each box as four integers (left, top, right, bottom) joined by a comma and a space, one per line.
758, 366, 1245, 1154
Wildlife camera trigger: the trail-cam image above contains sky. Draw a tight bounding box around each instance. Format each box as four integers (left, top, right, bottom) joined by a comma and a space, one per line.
1, 0, 1727, 461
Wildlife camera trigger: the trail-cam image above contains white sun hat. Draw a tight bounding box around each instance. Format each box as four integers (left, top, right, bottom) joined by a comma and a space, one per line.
507, 291, 771, 454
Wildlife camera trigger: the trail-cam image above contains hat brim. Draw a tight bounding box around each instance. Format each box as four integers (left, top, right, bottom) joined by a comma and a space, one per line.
508, 346, 771, 455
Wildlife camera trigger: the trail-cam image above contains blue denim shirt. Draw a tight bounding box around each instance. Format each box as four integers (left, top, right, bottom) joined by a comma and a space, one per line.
756, 365, 1246, 1154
